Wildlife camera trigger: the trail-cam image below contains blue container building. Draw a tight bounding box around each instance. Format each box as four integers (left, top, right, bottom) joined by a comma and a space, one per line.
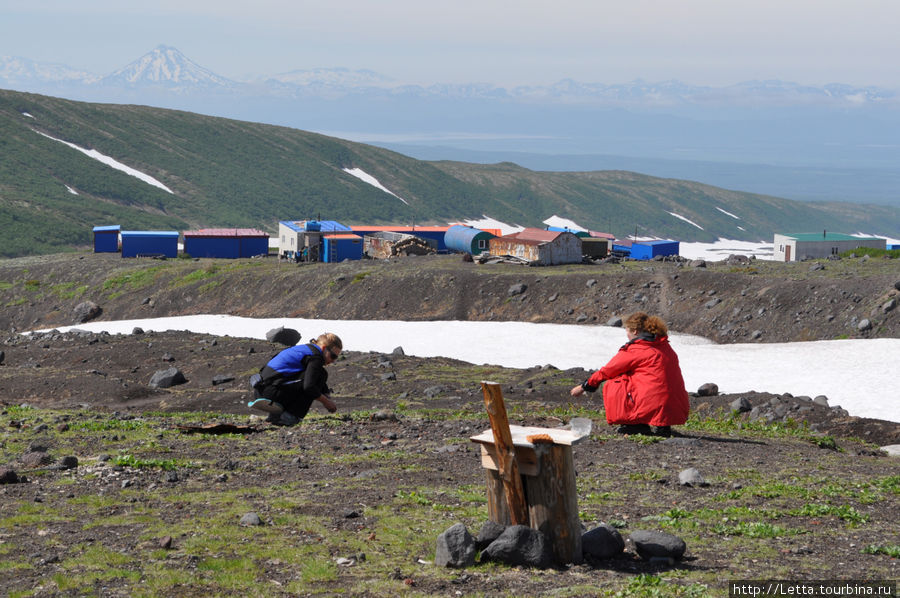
120, 231, 179, 258
611, 239, 680, 260
92, 225, 120, 253
322, 234, 364, 262
183, 228, 270, 258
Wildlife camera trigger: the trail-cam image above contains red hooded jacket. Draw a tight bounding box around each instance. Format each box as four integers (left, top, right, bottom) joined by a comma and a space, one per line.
585, 335, 690, 426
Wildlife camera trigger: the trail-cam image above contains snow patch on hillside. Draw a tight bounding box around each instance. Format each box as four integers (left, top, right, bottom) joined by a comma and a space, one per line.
459, 216, 524, 235
716, 207, 741, 219
33, 130, 173, 194
669, 212, 704, 230
342, 168, 409, 205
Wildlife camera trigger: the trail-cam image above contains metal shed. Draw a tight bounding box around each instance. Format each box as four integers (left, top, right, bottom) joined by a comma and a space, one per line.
444, 225, 496, 255
92, 225, 120, 253
322, 234, 363, 263
580, 238, 609, 259
183, 228, 269, 258
773, 232, 886, 262
120, 231, 179, 258
488, 228, 582, 265
611, 240, 679, 260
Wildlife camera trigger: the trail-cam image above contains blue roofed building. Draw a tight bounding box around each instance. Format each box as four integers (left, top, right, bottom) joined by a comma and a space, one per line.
92, 225, 120, 253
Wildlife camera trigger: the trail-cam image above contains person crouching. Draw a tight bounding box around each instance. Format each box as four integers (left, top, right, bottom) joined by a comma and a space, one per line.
570, 312, 689, 436
249, 333, 342, 426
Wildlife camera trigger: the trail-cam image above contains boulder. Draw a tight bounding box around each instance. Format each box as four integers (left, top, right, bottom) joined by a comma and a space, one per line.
73, 301, 102, 323
480, 525, 553, 569
629, 530, 686, 561
149, 367, 186, 389
0, 467, 20, 484
266, 327, 301, 346
211, 374, 235, 386
434, 523, 476, 568
730, 397, 752, 413
678, 467, 708, 487
697, 383, 719, 397
239, 512, 263, 526
582, 523, 625, 559
606, 316, 623, 327
508, 283, 527, 297
475, 520, 506, 551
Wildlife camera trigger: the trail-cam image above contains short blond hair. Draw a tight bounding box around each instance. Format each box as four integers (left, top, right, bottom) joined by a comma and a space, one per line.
316, 332, 343, 352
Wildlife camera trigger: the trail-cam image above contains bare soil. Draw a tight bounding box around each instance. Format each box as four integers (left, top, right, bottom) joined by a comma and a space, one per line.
0, 252, 898, 596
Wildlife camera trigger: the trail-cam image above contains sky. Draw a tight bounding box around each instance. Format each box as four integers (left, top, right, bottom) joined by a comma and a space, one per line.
2, 0, 900, 88
32, 314, 900, 428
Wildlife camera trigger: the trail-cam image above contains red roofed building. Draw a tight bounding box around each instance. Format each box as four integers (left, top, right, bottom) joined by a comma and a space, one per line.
488, 228, 582, 265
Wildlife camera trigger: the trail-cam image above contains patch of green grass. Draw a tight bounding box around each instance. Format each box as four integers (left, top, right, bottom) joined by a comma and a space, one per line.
102, 266, 165, 295
874, 475, 900, 494
5, 296, 26, 307
70, 418, 148, 432
712, 521, 800, 538
351, 270, 372, 283
50, 281, 89, 299
170, 264, 220, 288
112, 453, 181, 470
23, 278, 40, 291
840, 247, 900, 259
0, 281, 13, 290
789, 503, 868, 524
4, 404, 37, 417
862, 544, 900, 558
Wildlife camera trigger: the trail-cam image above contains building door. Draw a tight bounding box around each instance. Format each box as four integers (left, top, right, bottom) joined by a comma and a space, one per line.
785, 245, 791, 262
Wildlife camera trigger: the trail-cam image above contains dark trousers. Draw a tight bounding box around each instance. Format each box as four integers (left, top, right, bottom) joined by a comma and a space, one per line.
257, 366, 315, 419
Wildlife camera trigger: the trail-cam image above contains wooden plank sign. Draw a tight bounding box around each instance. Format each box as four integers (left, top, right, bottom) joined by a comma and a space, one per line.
480, 381, 528, 526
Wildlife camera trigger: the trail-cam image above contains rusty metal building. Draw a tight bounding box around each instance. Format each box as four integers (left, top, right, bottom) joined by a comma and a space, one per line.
488, 228, 582, 265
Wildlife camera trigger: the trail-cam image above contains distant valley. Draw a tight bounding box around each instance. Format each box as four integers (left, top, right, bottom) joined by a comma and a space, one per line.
3, 45, 900, 206
2, 88, 900, 258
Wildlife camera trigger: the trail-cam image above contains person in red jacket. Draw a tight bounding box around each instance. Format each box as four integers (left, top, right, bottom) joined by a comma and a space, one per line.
570, 312, 689, 436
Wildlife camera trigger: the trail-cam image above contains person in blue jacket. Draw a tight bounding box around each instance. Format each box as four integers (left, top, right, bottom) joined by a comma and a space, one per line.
249, 332, 342, 425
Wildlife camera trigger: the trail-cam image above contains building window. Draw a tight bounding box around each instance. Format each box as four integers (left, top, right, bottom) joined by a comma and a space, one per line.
477, 239, 486, 249
832, 247, 839, 255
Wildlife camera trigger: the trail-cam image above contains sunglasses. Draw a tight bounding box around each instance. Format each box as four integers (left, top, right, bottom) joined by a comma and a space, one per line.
326, 348, 339, 360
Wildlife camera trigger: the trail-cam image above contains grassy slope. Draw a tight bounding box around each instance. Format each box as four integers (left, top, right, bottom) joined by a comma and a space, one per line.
2, 88, 899, 257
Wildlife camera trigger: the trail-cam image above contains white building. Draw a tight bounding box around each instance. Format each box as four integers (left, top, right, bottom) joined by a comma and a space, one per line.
773, 232, 885, 262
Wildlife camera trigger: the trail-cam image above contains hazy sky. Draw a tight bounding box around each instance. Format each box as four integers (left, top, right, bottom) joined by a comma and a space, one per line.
2, 0, 899, 87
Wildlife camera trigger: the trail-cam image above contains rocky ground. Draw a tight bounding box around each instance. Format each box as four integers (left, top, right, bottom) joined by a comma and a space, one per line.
0, 252, 898, 596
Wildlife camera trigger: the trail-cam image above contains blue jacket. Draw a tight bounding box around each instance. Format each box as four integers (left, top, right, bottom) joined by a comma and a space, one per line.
266, 343, 321, 377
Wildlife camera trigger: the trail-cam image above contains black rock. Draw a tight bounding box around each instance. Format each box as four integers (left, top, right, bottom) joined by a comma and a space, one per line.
149, 368, 186, 389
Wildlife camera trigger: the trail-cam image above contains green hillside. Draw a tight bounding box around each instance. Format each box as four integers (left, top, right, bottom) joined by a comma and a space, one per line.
2, 88, 899, 257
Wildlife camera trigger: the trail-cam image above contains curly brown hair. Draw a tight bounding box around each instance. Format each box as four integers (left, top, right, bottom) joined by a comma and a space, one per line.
624, 312, 668, 337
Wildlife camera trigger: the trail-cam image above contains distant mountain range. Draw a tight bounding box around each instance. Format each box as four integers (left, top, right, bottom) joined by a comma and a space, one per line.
2, 45, 900, 207
2, 45, 897, 108
2, 88, 899, 258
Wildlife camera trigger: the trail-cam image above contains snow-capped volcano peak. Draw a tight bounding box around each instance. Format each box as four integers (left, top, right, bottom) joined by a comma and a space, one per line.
101, 45, 234, 88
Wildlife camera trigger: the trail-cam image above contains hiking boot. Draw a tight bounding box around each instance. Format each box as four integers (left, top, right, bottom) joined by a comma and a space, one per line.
248, 398, 284, 415
653, 426, 673, 437
615, 424, 652, 435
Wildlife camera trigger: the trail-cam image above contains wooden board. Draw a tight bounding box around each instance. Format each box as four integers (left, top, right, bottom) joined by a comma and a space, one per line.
470, 424, 587, 448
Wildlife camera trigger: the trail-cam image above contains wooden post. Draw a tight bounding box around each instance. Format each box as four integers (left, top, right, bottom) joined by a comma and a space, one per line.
480, 381, 528, 526
525, 444, 583, 564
